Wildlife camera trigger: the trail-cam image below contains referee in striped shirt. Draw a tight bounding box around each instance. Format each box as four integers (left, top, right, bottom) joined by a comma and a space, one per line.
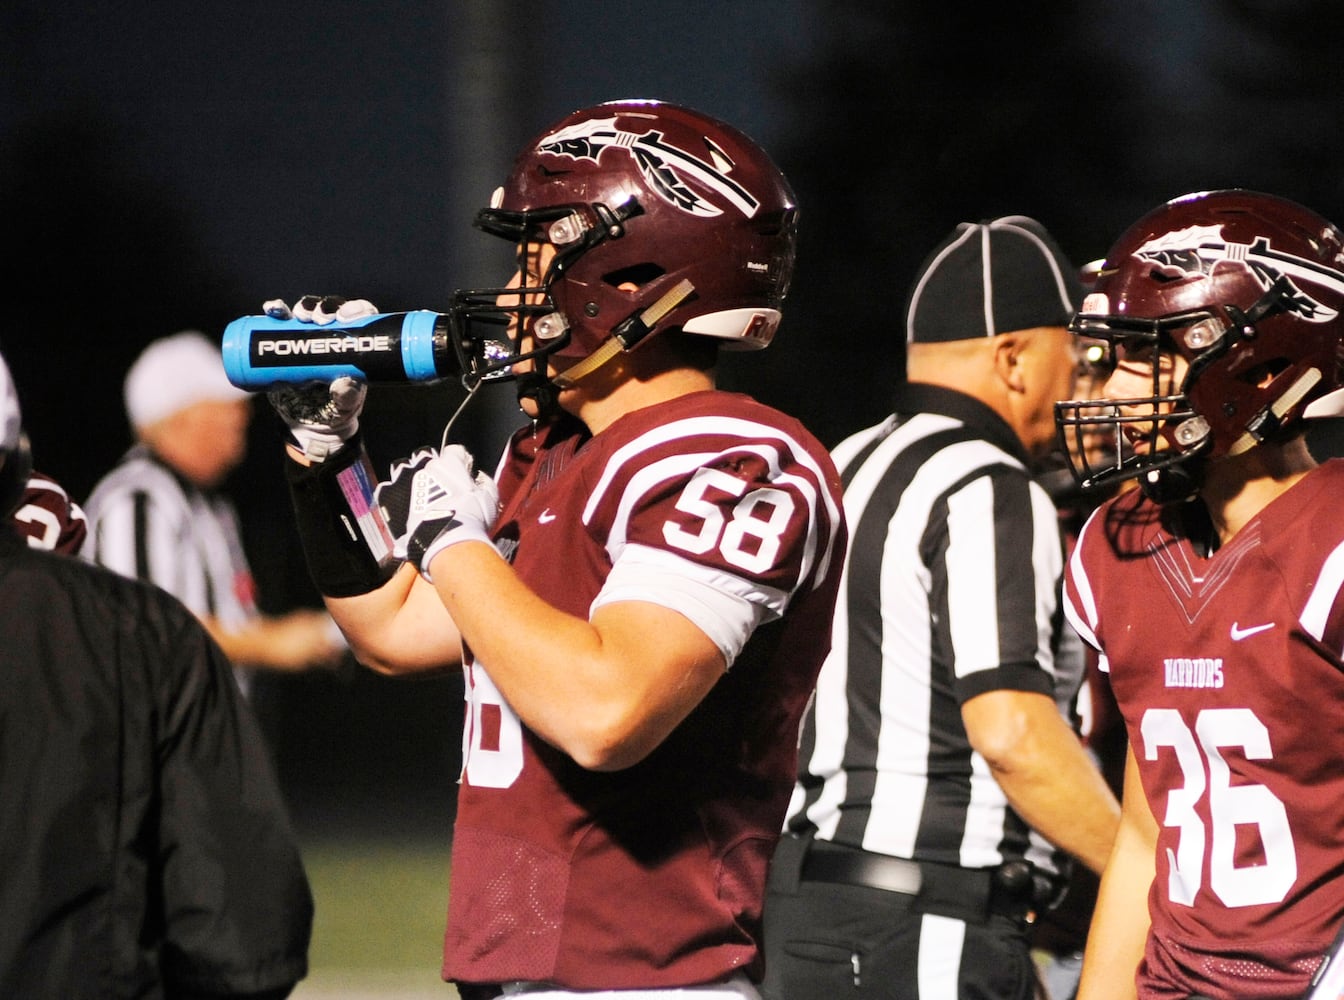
763, 218, 1120, 1000
82, 331, 346, 697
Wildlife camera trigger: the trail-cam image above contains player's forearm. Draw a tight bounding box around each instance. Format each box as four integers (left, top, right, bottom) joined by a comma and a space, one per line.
325, 564, 464, 675
426, 540, 725, 770
202, 611, 337, 671
1077, 755, 1154, 1000
1076, 841, 1149, 1000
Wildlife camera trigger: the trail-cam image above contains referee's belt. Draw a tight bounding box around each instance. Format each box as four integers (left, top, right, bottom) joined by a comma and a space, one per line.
795, 837, 1057, 924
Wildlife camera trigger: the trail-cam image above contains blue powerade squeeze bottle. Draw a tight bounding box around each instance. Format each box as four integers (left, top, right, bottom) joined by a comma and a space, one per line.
221, 310, 455, 389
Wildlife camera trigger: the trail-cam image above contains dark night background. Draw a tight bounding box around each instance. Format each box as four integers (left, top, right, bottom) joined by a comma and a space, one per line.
5, 0, 1344, 839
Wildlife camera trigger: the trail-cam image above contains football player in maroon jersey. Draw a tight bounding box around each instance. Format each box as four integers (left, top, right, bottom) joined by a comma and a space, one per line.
265, 100, 846, 997
11, 471, 86, 554
1055, 190, 1344, 1000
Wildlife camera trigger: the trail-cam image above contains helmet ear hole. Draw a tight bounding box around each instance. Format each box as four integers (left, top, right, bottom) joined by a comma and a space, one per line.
602, 263, 665, 289
1240, 358, 1290, 389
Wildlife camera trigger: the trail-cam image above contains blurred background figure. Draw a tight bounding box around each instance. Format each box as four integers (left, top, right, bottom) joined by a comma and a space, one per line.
0, 347, 313, 1000
82, 330, 346, 697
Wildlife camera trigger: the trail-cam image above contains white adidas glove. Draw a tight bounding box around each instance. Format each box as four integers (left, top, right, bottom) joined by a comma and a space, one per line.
262, 295, 378, 461
374, 444, 499, 581
263, 294, 378, 326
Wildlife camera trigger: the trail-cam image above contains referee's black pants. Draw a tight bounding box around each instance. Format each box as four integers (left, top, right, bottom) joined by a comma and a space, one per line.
761, 834, 1041, 1000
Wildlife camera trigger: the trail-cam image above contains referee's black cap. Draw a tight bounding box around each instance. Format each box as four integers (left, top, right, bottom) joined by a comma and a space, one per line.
905, 216, 1084, 344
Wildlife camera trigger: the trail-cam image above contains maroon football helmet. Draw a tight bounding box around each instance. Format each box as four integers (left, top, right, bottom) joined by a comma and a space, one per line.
449, 99, 798, 394
1055, 189, 1344, 502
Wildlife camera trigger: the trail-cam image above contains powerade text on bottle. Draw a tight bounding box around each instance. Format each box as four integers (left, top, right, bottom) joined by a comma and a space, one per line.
221, 311, 455, 389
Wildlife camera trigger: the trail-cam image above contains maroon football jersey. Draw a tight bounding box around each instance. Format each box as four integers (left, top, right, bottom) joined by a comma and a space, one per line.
12, 472, 87, 555
1065, 461, 1344, 999
442, 390, 845, 989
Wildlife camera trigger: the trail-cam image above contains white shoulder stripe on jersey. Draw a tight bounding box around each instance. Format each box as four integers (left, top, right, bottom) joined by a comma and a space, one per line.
582, 415, 842, 589
24, 475, 77, 506
605, 445, 825, 595
1061, 588, 1099, 658
591, 542, 775, 667
1065, 506, 1103, 647
1300, 539, 1344, 647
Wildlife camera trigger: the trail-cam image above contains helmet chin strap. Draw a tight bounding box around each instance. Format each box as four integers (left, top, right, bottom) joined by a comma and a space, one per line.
1139, 457, 1204, 505
550, 280, 696, 390
1228, 366, 1322, 455
514, 369, 562, 421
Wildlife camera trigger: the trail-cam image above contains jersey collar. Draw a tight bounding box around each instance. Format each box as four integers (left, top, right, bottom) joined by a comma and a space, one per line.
893, 382, 1033, 468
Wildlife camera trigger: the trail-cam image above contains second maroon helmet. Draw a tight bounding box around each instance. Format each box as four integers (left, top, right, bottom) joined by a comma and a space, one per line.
1056, 188, 1344, 500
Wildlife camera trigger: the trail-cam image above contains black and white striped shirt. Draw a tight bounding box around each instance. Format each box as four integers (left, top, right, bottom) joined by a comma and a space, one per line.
81, 445, 257, 695
786, 383, 1071, 877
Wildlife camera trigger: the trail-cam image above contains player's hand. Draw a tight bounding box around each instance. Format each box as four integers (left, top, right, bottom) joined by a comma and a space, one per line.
263, 294, 378, 326
374, 444, 499, 582
268, 376, 368, 462
263, 295, 377, 461
257, 609, 348, 671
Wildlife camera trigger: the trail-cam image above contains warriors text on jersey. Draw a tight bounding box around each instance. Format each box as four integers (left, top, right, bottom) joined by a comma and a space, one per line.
1065, 460, 1344, 999
442, 390, 845, 989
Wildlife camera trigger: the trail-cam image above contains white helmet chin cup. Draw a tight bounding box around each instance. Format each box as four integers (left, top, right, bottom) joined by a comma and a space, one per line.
682, 308, 781, 350
1304, 385, 1344, 419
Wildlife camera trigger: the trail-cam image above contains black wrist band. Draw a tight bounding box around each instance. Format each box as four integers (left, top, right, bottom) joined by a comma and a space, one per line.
284, 433, 399, 597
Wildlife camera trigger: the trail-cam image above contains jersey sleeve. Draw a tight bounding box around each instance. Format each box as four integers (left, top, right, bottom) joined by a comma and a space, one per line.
584, 413, 843, 666
931, 464, 1061, 702
11, 472, 87, 555
1299, 538, 1344, 657
1062, 504, 1110, 673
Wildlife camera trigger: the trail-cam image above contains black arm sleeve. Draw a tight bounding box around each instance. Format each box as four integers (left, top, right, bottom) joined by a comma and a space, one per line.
284, 433, 399, 597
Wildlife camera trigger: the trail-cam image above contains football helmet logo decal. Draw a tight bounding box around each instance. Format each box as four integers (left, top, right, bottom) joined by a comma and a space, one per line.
537, 116, 761, 219
1134, 224, 1342, 323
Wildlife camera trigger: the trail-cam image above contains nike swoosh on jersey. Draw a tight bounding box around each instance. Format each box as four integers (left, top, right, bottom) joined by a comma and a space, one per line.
537, 509, 557, 524
1230, 621, 1275, 641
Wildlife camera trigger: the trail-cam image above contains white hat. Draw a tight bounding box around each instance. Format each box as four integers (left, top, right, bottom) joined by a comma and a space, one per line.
124, 330, 251, 430
0, 352, 20, 452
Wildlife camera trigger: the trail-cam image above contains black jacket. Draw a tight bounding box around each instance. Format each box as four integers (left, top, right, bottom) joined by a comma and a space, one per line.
0, 528, 312, 999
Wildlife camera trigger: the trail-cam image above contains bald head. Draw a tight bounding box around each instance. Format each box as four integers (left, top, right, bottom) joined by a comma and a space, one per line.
906, 326, 1078, 462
